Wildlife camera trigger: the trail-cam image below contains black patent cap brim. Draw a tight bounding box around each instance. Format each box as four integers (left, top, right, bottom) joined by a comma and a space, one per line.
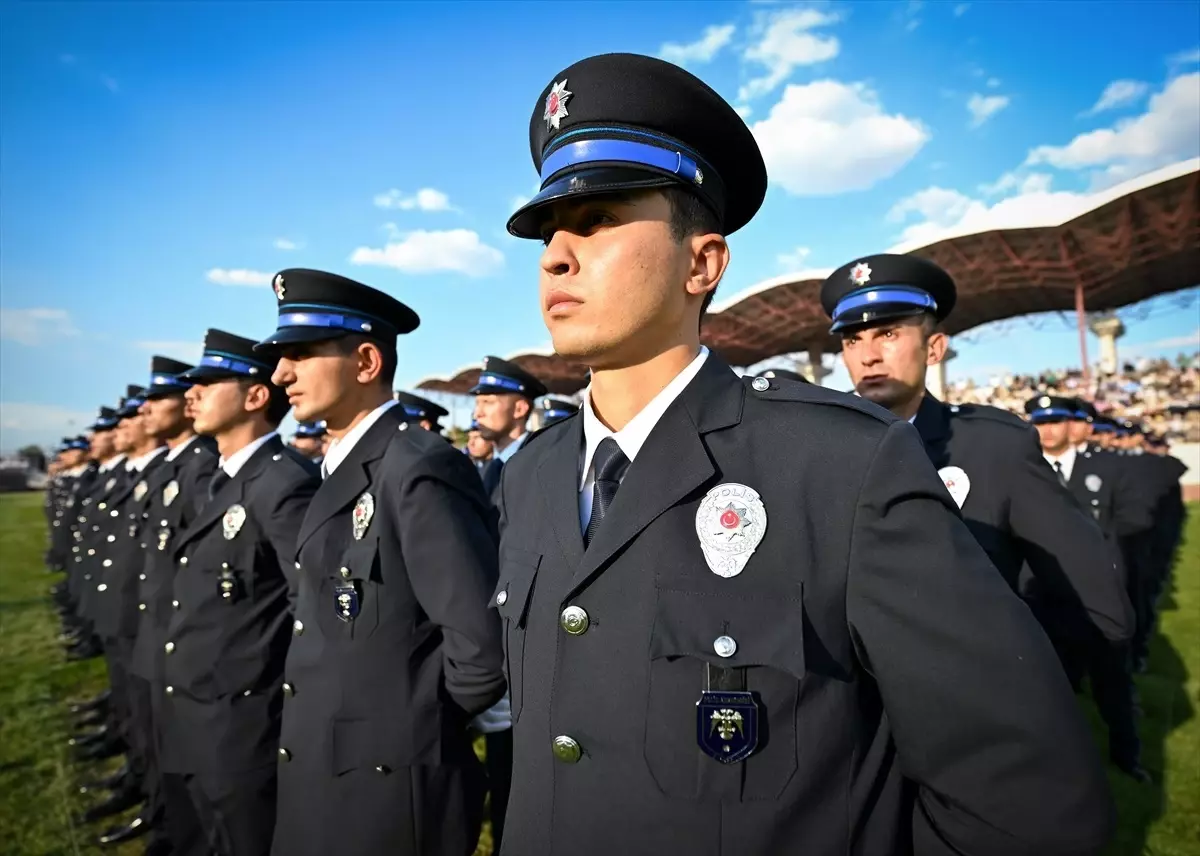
252, 325, 350, 354
143, 385, 189, 400
507, 166, 684, 239
178, 365, 259, 383
829, 306, 931, 334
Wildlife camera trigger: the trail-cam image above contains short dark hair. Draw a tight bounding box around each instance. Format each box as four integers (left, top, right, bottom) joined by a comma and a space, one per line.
918, 314, 939, 339
662, 187, 723, 318
334, 334, 398, 387
237, 378, 291, 427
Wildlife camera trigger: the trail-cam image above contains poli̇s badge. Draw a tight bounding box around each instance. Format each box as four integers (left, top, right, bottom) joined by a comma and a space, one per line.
938, 466, 971, 509
695, 483, 767, 578
849, 261, 872, 286
273, 273, 286, 301
1085, 474, 1103, 492
543, 79, 572, 131
163, 480, 179, 507
222, 504, 247, 540
696, 692, 760, 763
133, 480, 148, 502
352, 492, 375, 540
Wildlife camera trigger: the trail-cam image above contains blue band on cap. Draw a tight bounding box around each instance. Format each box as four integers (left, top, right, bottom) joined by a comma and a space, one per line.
1072, 410, 1090, 420
200, 352, 271, 376
150, 373, 191, 390
121, 397, 146, 413
277, 309, 383, 335
475, 372, 526, 394
92, 418, 118, 430
1092, 423, 1114, 433
544, 408, 574, 419
1030, 407, 1074, 420
834, 285, 938, 321
402, 405, 428, 419
541, 138, 704, 186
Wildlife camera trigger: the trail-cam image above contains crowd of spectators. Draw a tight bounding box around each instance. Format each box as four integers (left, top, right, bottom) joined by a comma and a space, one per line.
946, 352, 1200, 441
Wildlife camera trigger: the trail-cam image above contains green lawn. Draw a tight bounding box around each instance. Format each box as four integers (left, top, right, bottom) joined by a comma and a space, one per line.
1, 491, 1197, 855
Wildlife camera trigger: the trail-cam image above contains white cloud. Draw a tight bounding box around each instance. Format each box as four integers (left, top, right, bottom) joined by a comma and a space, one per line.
1026, 72, 1200, 179
373, 188, 457, 212
0, 308, 79, 346
205, 268, 273, 287
986, 77, 1001, 88
954, 3, 970, 16
0, 403, 95, 435
273, 238, 303, 251
967, 92, 1010, 127
1124, 327, 1200, 356
734, 104, 752, 119
659, 24, 736, 67
1168, 47, 1200, 67
133, 340, 204, 363
738, 8, 840, 102
349, 229, 504, 278
1083, 79, 1149, 115
751, 80, 930, 195
901, 0, 923, 32
777, 246, 812, 269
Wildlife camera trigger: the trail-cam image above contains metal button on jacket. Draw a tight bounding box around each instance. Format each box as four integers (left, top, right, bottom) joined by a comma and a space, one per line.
713, 635, 738, 658
278, 747, 291, 762
751, 376, 771, 391
293, 620, 304, 636
496, 589, 509, 606
164, 642, 175, 654
165, 686, 174, 695
560, 605, 589, 635
282, 682, 294, 698
172, 600, 180, 609
552, 735, 582, 763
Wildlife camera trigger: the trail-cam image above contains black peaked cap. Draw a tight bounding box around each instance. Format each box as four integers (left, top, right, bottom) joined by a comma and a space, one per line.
821, 254, 957, 334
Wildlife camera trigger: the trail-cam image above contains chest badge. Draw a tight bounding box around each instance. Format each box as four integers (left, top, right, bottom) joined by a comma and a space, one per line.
163, 480, 179, 507
695, 483, 767, 578
352, 492, 375, 540
222, 504, 247, 540
937, 466, 971, 509
696, 693, 760, 763
133, 480, 148, 502
1085, 474, 1103, 492
105, 477, 117, 493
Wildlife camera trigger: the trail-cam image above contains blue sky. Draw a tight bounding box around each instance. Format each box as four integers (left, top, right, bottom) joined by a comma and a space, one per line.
2, 1, 1198, 451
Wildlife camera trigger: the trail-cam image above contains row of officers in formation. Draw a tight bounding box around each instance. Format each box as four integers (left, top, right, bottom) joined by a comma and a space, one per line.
41, 50, 1189, 856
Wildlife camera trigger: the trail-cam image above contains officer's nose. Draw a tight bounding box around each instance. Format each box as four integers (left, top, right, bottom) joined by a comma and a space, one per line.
540, 230, 579, 279
271, 359, 294, 388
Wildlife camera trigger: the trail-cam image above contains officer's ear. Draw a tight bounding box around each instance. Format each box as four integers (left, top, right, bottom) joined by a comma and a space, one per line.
513, 396, 532, 422
354, 340, 387, 386
923, 318, 948, 367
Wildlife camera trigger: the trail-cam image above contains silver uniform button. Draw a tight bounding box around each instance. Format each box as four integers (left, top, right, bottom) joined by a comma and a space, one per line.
293, 620, 304, 636
751, 376, 770, 392
282, 682, 294, 697
496, 590, 508, 606
180, 557, 188, 565
172, 600, 180, 609
552, 735, 582, 763
560, 605, 589, 635
106, 535, 116, 542
278, 747, 291, 762
138, 603, 146, 611
102, 559, 112, 567
164, 642, 175, 654
139, 573, 146, 581
713, 635, 738, 658
165, 686, 174, 695
96, 583, 107, 591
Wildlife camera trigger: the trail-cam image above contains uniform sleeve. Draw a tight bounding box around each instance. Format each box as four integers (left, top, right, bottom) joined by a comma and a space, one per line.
846, 420, 1114, 856
1110, 458, 1155, 536
261, 468, 319, 611
399, 449, 505, 718
1005, 432, 1134, 642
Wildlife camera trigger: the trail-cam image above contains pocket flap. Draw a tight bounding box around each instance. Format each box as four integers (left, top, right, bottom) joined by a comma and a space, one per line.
491, 548, 540, 628
649, 586, 805, 680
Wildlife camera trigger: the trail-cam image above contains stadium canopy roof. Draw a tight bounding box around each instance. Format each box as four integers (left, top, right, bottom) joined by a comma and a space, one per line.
417, 158, 1200, 395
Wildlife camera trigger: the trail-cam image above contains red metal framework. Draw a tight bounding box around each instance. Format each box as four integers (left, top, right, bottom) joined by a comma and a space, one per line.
418, 162, 1199, 395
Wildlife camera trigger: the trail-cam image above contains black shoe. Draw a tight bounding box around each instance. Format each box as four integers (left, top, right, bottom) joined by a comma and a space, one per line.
75, 738, 126, 762
69, 691, 111, 715
74, 709, 107, 728
79, 788, 143, 823
78, 772, 133, 797
1116, 762, 1152, 784
97, 815, 152, 845
68, 726, 110, 747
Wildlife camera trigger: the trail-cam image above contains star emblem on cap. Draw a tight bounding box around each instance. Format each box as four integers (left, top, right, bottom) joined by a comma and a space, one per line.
849, 262, 872, 287
273, 274, 286, 301
544, 79, 572, 131
1039, 396, 1051, 408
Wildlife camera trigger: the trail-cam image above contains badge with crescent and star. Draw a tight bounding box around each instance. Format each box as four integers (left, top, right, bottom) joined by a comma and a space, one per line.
163, 480, 179, 507
694, 483, 767, 578
543, 79, 572, 131
133, 480, 148, 502
222, 504, 247, 540
937, 466, 971, 509
352, 492, 375, 540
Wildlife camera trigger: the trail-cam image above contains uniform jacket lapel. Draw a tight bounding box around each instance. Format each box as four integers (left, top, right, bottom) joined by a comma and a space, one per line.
912, 393, 951, 467
566, 355, 744, 597
175, 436, 281, 551
295, 407, 401, 553
534, 416, 587, 567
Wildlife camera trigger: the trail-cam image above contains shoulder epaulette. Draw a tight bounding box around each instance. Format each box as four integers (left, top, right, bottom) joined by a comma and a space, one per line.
743, 375, 896, 423
269, 445, 320, 476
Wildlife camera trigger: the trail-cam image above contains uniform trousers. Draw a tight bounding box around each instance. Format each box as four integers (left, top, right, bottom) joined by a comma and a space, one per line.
126, 674, 166, 825
162, 766, 277, 856
102, 639, 132, 740
485, 729, 513, 851
1056, 629, 1140, 766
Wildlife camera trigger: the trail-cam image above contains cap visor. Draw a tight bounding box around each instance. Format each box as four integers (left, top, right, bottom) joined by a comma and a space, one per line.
178, 364, 248, 382
829, 306, 929, 334
144, 385, 189, 399
252, 325, 347, 354
507, 166, 681, 238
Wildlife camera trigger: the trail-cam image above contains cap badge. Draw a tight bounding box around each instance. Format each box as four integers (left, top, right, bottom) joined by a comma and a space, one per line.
222, 504, 247, 540
694, 483, 767, 578
163, 479, 179, 507
1038, 396, 1052, 408
1085, 474, 1103, 493
352, 492, 375, 540
543, 79, 572, 131
133, 480, 148, 503
273, 274, 286, 301
849, 262, 872, 287
937, 466, 971, 509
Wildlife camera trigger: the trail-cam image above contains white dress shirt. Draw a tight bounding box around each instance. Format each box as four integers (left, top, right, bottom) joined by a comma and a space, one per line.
165, 435, 198, 462
321, 400, 400, 478
1044, 445, 1078, 483
100, 454, 126, 473
126, 446, 167, 473
578, 346, 710, 532
219, 432, 277, 478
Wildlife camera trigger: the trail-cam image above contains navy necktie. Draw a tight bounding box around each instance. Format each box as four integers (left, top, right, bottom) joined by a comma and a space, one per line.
1053, 460, 1067, 487
584, 437, 630, 548
208, 469, 230, 500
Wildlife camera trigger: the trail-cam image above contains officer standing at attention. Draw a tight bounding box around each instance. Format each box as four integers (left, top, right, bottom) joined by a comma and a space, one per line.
471, 356, 548, 496
394, 389, 451, 437
290, 421, 327, 463
493, 53, 1113, 856
822, 254, 1132, 644
256, 269, 504, 856
157, 330, 319, 856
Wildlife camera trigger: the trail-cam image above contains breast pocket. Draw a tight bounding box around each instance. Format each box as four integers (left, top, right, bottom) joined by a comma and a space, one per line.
490, 548, 540, 724
315, 537, 382, 639
645, 585, 805, 802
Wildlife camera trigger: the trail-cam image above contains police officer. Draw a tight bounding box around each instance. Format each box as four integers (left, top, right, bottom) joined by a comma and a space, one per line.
157, 330, 319, 856
493, 53, 1112, 855
394, 389, 451, 436
823, 254, 1132, 644
471, 356, 548, 496
536, 396, 580, 427
1025, 394, 1150, 782
290, 421, 327, 463
257, 268, 504, 856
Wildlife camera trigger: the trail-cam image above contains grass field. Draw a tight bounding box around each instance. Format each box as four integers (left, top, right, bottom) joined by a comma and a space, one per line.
1, 492, 1197, 855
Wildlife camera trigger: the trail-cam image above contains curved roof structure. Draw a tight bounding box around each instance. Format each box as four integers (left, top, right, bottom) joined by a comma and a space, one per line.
417, 158, 1200, 394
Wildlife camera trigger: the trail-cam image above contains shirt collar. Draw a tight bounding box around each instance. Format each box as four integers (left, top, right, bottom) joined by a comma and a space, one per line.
1043, 445, 1077, 467
126, 447, 167, 473
100, 454, 126, 473
495, 431, 529, 464
220, 432, 277, 478
580, 346, 709, 489
322, 400, 399, 477
165, 435, 198, 462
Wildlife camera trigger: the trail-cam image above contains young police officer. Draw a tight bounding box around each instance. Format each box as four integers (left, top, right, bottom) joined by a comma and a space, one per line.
493, 53, 1112, 856
256, 269, 504, 856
